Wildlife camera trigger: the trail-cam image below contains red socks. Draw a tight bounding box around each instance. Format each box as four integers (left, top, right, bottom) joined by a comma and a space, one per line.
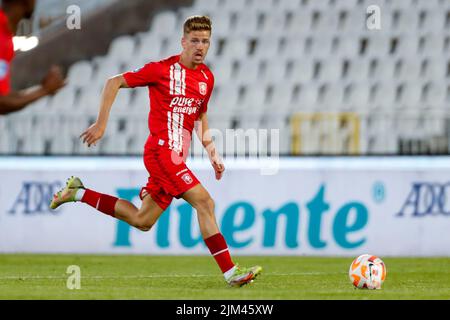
204, 233, 235, 273
81, 189, 118, 217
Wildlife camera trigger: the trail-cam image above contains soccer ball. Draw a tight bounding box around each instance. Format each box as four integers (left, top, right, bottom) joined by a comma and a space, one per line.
349, 254, 386, 289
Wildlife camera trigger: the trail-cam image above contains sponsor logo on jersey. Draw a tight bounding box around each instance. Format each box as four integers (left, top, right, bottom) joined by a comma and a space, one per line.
169, 97, 203, 115
199, 82, 207, 95
170, 97, 195, 107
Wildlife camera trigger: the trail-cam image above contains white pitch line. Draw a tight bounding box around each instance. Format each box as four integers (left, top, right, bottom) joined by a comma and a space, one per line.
0, 272, 343, 280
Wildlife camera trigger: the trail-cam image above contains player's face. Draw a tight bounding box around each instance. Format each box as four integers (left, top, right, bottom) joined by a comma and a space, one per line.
182, 30, 211, 65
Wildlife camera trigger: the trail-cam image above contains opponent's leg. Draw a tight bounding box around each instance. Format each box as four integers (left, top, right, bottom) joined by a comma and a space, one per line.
182, 184, 262, 287
49, 176, 165, 232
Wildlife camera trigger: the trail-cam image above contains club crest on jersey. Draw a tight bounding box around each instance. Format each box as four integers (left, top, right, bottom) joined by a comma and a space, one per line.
181, 173, 193, 185
199, 82, 207, 96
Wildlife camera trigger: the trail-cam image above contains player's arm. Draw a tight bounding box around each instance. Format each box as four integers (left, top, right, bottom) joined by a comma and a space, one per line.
80, 74, 129, 147
0, 66, 65, 115
195, 112, 225, 180
0, 86, 48, 115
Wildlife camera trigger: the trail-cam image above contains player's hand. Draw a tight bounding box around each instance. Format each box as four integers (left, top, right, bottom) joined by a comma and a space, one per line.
210, 151, 225, 180
80, 122, 105, 147
42, 65, 66, 95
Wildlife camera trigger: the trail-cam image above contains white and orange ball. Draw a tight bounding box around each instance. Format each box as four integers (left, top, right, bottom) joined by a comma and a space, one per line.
349, 254, 386, 289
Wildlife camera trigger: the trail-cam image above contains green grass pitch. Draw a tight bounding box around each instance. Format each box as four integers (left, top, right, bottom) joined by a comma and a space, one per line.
0, 255, 449, 300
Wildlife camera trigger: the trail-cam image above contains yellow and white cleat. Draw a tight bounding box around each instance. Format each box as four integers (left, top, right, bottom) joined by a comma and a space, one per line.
227, 265, 262, 287
49, 176, 85, 209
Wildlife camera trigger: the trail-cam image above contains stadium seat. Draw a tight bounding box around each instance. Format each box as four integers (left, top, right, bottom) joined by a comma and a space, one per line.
136, 32, 165, 63
240, 83, 270, 117
415, 0, 441, 10
263, 60, 288, 84
221, 38, 250, 59
209, 84, 240, 116
192, 0, 221, 12
394, 35, 420, 57
211, 58, 235, 86
345, 82, 372, 110
108, 35, 136, 64
295, 83, 319, 111
247, 0, 276, 14
305, 0, 333, 11
372, 81, 399, 106
420, 33, 446, 57
131, 89, 150, 113
370, 58, 397, 80
278, 0, 302, 11
364, 34, 392, 58
112, 90, 132, 110
49, 87, 76, 111
398, 81, 424, 106
76, 86, 104, 113
281, 36, 306, 59
312, 9, 340, 33
422, 57, 448, 81
317, 83, 345, 110
290, 58, 316, 83
423, 81, 447, 106
207, 13, 232, 38
234, 58, 262, 86
344, 58, 371, 82
222, 0, 248, 12
92, 57, 122, 86
334, 35, 361, 58
67, 61, 93, 88
317, 59, 343, 82
259, 12, 287, 36
335, 0, 364, 10
288, 9, 313, 35
253, 37, 281, 60
267, 83, 297, 114
392, 8, 420, 33
150, 11, 178, 37
396, 58, 422, 81
233, 11, 260, 37
162, 35, 183, 57
420, 9, 446, 31
307, 34, 336, 59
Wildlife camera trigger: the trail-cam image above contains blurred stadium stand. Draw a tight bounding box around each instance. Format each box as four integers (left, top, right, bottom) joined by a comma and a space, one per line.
2, 0, 450, 156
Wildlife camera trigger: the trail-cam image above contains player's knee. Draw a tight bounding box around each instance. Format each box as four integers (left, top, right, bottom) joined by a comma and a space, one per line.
137, 222, 153, 232
134, 218, 154, 232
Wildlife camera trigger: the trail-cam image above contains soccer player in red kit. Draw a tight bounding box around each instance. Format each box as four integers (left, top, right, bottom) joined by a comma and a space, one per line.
0, 0, 65, 115
50, 16, 262, 287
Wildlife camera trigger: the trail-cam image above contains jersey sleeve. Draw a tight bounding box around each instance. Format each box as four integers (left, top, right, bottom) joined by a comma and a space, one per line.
0, 39, 11, 96
122, 62, 162, 88
200, 73, 215, 114
0, 58, 10, 96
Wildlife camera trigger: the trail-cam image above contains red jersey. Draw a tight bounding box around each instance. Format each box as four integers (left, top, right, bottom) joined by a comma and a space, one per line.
0, 9, 14, 96
123, 55, 214, 155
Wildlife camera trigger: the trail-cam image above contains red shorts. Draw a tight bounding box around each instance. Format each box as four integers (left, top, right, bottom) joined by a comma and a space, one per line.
139, 137, 200, 210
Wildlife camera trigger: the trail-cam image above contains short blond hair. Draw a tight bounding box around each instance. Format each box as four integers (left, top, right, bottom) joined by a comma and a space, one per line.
183, 15, 212, 35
